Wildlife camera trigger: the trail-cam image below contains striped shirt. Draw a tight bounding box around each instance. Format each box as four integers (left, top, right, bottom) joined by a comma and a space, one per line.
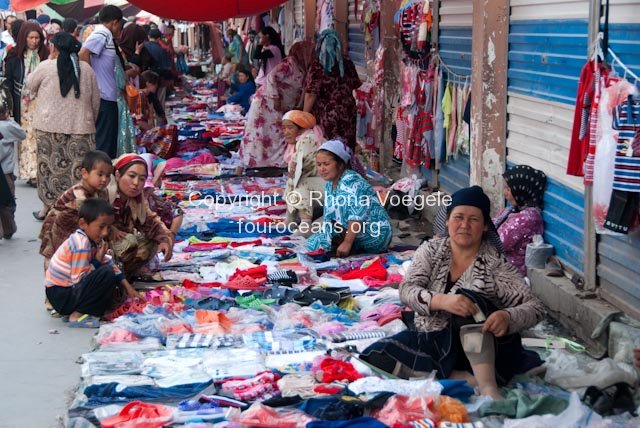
45, 229, 123, 288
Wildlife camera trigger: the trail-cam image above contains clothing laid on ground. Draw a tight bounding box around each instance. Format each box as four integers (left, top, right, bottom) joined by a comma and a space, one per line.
307, 170, 392, 254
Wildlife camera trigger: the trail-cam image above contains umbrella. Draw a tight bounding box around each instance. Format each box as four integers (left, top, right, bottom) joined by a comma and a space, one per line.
125, 0, 287, 22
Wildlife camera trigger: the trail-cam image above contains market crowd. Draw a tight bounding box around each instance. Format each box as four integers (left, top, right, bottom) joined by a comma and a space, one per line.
3, 4, 637, 407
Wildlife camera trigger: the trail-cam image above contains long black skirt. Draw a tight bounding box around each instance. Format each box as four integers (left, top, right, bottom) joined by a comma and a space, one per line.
360, 288, 543, 385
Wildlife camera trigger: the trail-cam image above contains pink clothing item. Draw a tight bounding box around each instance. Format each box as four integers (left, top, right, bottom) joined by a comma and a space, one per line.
164, 152, 217, 172
363, 273, 404, 288
495, 207, 544, 277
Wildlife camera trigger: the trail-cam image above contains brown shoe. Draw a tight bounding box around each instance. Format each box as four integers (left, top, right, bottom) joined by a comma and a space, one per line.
545, 256, 564, 277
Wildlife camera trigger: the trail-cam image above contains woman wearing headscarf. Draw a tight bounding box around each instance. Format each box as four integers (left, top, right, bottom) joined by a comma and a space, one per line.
3, 22, 47, 188
308, 140, 392, 256
24, 31, 100, 219
239, 40, 316, 169
493, 165, 547, 277
361, 186, 545, 400
282, 110, 325, 235
118, 23, 150, 69
303, 29, 361, 150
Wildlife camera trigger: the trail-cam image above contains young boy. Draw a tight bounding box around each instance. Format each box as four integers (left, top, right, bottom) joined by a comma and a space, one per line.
45, 199, 143, 328
0, 101, 26, 239
40, 150, 112, 263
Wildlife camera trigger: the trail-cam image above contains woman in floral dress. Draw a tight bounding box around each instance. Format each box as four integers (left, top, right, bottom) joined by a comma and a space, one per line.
239, 41, 315, 169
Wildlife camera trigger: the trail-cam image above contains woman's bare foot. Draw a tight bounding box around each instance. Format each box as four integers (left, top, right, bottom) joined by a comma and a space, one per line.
479, 385, 504, 401
68, 311, 83, 322
525, 365, 547, 378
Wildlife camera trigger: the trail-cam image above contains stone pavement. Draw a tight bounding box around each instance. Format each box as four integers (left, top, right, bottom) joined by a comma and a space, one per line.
0, 181, 94, 428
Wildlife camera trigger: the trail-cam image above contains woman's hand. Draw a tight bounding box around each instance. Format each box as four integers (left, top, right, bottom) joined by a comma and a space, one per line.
158, 241, 173, 261
95, 240, 108, 262
482, 310, 511, 337
135, 41, 144, 55
112, 229, 128, 242
432, 294, 478, 318
336, 241, 353, 258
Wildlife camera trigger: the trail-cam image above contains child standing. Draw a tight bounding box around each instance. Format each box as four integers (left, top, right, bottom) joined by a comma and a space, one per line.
40, 150, 112, 263
45, 198, 143, 328
0, 102, 26, 239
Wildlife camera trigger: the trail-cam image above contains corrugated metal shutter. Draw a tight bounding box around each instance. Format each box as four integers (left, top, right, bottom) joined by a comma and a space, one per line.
597, 0, 640, 319
437, 0, 473, 194
507, 1, 589, 275
347, 0, 366, 73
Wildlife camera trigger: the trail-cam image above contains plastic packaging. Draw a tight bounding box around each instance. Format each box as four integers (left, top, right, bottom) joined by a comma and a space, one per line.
525, 235, 554, 269
544, 349, 639, 391
503, 392, 602, 428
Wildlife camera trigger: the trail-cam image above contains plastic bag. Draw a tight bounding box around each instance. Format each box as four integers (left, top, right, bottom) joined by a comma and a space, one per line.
101, 401, 174, 428
232, 402, 313, 428
544, 349, 639, 391
503, 392, 602, 428
525, 234, 554, 269
348, 376, 443, 398
374, 395, 437, 426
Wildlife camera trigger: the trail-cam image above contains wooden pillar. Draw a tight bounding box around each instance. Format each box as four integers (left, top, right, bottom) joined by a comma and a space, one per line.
379, 0, 401, 172
334, 0, 349, 54
582, 0, 601, 290
304, 0, 317, 40
470, 0, 509, 214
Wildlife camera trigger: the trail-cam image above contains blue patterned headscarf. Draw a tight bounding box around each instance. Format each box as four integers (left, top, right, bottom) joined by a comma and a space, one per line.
316, 29, 344, 78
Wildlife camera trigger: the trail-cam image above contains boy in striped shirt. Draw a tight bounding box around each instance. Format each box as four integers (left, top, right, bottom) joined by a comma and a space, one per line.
45, 198, 143, 328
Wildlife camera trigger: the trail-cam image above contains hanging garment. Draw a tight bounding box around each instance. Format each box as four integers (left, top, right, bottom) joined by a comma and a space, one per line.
592, 79, 638, 233
584, 64, 608, 185
567, 61, 600, 176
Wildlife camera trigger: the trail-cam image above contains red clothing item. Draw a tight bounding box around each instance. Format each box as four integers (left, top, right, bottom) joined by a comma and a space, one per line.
568, 61, 598, 176
338, 259, 388, 281
229, 239, 263, 248
182, 279, 224, 289
229, 265, 268, 281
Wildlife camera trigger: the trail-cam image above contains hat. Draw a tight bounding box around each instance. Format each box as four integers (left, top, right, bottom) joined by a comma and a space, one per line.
113, 154, 147, 173
36, 14, 51, 25
283, 110, 316, 129
318, 139, 352, 164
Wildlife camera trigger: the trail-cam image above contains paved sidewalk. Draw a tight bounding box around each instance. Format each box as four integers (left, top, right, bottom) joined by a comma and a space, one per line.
0, 182, 94, 428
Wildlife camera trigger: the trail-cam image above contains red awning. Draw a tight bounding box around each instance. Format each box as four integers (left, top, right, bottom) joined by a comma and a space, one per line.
125, 0, 287, 22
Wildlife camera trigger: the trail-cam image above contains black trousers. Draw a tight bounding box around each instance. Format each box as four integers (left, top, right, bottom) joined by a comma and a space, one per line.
46, 265, 118, 317
95, 99, 119, 159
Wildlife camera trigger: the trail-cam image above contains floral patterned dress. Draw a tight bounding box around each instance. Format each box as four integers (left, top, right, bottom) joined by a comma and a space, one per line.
305, 58, 361, 149
239, 58, 305, 169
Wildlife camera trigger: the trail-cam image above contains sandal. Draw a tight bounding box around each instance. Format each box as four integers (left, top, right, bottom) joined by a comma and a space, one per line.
50, 309, 62, 318
293, 286, 341, 306
544, 256, 564, 277
67, 314, 100, 328
32, 211, 46, 221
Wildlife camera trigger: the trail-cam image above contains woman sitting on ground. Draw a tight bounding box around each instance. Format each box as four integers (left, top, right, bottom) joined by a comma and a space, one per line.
282, 110, 325, 236
361, 186, 545, 400
493, 165, 546, 277
108, 154, 173, 276
223, 66, 256, 114
307, 140, 392, 257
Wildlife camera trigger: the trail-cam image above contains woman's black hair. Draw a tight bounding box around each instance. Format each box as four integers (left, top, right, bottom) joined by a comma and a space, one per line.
260, 26, 285, 58
235, 65, 254, 82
